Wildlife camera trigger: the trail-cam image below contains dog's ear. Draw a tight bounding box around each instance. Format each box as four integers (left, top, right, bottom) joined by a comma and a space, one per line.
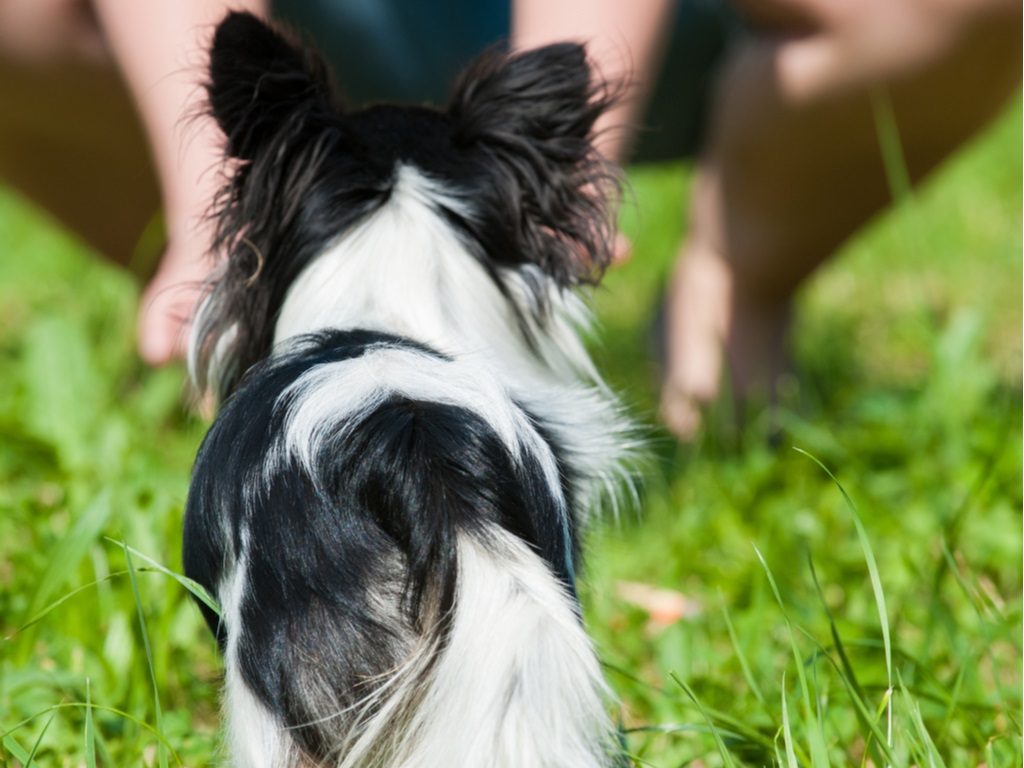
448, 43, 619, 287
208, 11, 340, 160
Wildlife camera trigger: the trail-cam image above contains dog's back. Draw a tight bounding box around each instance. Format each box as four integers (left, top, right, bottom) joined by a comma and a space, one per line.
184, 12, 635, 767
187, 330, 617, 766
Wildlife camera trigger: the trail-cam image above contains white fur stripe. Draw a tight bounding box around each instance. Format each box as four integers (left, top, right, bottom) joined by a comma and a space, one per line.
277, 345, 564, 501
271, 165, 600, 390
220, 550, 295, 768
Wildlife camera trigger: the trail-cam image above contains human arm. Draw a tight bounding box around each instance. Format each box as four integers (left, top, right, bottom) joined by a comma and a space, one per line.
512, 0, 676, 165
90, 0, 267, 364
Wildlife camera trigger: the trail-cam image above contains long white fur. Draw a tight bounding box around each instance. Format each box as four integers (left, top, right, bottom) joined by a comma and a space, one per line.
336, 531, 616, 768
220, 548, 296, 768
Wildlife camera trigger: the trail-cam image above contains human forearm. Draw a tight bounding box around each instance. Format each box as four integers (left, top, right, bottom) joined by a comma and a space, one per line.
90, 0, 266, 363
90, 0, 266, 238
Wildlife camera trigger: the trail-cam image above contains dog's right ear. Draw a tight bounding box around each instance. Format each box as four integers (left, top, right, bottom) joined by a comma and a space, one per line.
208, 11, 340, 160
447, 44, 619, 288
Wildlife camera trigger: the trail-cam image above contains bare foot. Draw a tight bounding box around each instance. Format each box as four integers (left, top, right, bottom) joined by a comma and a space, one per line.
660, 244, 730, 440
137, 245, 212, 365
659, 241, 791, 441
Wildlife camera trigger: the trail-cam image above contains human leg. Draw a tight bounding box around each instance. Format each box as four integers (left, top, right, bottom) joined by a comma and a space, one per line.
0, 51, 159, 265
661, 0, 1021, 438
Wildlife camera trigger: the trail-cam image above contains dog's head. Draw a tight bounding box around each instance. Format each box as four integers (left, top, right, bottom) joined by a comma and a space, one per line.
191, 11, 618, 401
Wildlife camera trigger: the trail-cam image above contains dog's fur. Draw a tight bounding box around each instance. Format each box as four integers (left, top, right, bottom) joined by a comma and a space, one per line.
183, 12, 636, 767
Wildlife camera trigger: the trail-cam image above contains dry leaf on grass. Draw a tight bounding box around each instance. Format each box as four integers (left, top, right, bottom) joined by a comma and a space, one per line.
615, 580, 702, 632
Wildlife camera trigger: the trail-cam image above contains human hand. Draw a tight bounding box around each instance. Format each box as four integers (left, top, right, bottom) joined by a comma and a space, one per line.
87, 1, 257, 365
612, 233, 632, 265
137, 233, 214, 366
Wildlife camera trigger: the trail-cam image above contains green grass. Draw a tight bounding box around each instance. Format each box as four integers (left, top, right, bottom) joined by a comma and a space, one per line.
1, 101, 1020, 766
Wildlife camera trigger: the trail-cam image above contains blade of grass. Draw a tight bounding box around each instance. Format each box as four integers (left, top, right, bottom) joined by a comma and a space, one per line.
668, 700, 781, 757
25, 491, 112, 616
85, 678, 96, 768
7, 563, 217, 642
621, 753, 657, 768
1, 702, 184, 766
779, 672, 799, 768
105, 537, 220, 616
808, 555, 887, 768
624, 723, 748, 741
807, 556, 867, 702
897, 671, 946, 768
794, 630, 897, 765
871, 687, 893, 743
605, 659, 791, 756
870, 84, 927, 263
793, 447, 893, 757
123, 542, 168, 768
669, 673, 738, 768
941, 537, 1009, 624
719, 590, 768, 708
602, 661, 667, 696
858, 680, 994, 717
2, 733, 30, 763
6, 570, 129, 639
870, 87, 913, 203
983, 735, 1023, 768
919, 389, 1016, 675
753, 544, 828, 767
938, 660, 968, 742
774, 741, 787, 767
22, 711, 56, 767
622, 725, 754, 766
17, 491, 112, 659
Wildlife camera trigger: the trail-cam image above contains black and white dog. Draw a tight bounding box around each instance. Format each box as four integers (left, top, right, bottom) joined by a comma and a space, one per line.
184, 12, 636, 767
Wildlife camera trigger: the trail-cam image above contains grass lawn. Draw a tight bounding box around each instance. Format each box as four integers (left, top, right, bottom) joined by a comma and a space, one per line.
0, 100, 1020, 766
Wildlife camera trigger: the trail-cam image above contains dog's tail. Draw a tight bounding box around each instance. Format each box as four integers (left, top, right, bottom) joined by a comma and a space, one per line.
222, 534, 617, 768
202, 348, 623, 767
327, 390, 619, 768
337, 529, 618, 768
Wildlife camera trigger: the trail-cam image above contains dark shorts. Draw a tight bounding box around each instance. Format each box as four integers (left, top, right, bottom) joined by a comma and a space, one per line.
271, 0, 741, 162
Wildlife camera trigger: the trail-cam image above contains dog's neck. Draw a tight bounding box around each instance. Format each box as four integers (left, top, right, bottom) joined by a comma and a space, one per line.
273, 164, 599, 388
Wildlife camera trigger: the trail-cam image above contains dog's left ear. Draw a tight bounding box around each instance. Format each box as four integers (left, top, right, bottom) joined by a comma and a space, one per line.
208, 11, 340, 160
448, 43, 619, 287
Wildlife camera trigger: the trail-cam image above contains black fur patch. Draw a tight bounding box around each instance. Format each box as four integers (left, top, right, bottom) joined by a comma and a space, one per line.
447, 43, 620, 290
